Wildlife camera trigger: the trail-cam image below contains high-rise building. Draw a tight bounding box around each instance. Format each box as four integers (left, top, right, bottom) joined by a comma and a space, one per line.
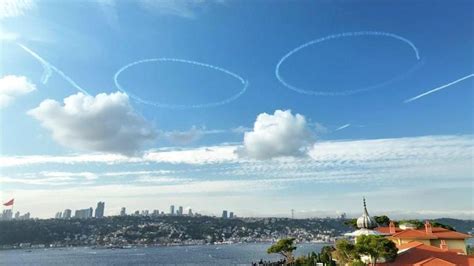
222, 210, 228, 219
152, 210, 159, 216
55, 211, 62, 219
14, 211, 20, 219
134, 210, 140, 216
178, 206, 183, 216
142, 210, 149, 216
95, 201, 105, 218
120, 207, 126, 216
75, 207, 93, 219
188, 209, 193, 216
170, 205, 175, 215
229, 212, 234, 219
63, 209, 72, 219
19, 212, 30, 220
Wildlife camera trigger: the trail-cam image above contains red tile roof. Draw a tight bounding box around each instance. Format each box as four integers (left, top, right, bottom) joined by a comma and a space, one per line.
377, 242, 474, 266
390, 230, 437, 239
375, 226, 471, 240
413, 257, 456, 266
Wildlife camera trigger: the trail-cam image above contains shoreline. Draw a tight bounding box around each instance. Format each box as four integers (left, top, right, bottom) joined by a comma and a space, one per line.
0, 241, 334, 252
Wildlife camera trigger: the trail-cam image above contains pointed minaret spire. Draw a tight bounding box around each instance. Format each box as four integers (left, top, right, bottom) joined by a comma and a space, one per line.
363, 197, 369, 215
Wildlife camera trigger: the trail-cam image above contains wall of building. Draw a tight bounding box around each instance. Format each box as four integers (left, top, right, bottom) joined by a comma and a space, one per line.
429, 239, 467, 254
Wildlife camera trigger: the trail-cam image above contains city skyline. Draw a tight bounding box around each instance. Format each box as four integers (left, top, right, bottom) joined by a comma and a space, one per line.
0, 1, 473, 219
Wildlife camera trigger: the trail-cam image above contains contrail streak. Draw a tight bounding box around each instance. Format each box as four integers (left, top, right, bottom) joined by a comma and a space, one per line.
275, 31, 421, 96
335, 124, 351, 131
17, 43, 90, 95
114, 58, 248, 109
404, 73, 474, 103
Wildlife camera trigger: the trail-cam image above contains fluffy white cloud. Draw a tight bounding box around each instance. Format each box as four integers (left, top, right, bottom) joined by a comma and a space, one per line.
28, 92, 157, 155
0, 75, 36, 108
0, 0, 36, 19
238, 110, 313, 159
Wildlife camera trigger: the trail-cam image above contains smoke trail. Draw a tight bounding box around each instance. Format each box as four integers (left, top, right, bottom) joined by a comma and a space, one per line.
404, 73, 474, 103
17, 43, 90, 95
114, 58, 248, 109
335, 124, 351, 131
275, 31, 421, 96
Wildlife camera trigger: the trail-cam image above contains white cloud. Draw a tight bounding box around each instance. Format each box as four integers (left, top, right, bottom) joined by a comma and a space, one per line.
28, 92, 157, 155
144, 145, 238, 164
238, 110, 313, 159
0, 75, 36, 108
163, 126, 204, 145
0, 0, 36, 19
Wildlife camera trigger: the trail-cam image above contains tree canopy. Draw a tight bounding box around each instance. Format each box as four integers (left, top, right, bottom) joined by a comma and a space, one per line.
355, 235, 398, 266
333, 238, 358, 264
267, 238, 297, 264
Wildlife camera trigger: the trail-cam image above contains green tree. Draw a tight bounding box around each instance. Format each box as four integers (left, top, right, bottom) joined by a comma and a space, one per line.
267, 238, 297, 264
344, 219, 358, 229
431, 221, 455, 231
355, 235, 398, 266
333, 239, 358, 265
373, 216, 390, 227
320, 245, 336, 264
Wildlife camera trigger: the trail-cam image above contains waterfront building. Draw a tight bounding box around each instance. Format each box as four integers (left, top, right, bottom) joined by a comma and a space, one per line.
341, 198, 473, 265
95, 201, 105, 218
120, 207, 126, 216
222, 210, 228, 219
63, 209, 72, 219
376, 220, 472, 255
170, 205, 175, 215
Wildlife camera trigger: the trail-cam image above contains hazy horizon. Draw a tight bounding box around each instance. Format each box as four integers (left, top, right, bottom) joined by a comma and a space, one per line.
1, 1, 473, 220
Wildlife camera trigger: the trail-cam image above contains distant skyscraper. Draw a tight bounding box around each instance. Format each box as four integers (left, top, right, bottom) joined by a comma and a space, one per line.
63, 209, 72, 219
222, 210, 228, 219
20, 212, 30, 220
55, 211, 62, 219
170, 205, 175, 215
75, 207, 93, 219
120, 207, 126, 216
229, 212, 234, 219
188, 209, 193, 216
178, 206, 183, 216
152, 210, 159, 216
14, 211, 20, 219
95, 201, 105, 218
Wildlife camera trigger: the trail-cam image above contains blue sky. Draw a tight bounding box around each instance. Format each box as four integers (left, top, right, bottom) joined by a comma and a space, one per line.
0, 0, 473, 219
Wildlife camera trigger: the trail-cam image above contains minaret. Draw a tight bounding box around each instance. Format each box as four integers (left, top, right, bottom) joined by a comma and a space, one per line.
356, 197, 378, 229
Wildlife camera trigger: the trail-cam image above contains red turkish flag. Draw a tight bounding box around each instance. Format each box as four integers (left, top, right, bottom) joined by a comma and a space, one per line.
3, 199, 14, 206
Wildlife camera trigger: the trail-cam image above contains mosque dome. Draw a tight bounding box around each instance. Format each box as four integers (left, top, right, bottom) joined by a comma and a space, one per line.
356, 198, 378, 229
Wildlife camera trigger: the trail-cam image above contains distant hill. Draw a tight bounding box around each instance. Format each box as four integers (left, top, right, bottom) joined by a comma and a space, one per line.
433, 218, 473, 233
